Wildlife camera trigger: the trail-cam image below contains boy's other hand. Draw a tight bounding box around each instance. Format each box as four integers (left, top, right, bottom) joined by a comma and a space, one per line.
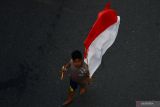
60, 65, 67, 80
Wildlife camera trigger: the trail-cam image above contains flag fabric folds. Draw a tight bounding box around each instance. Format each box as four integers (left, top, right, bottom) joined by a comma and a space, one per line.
84, 3, 120, 77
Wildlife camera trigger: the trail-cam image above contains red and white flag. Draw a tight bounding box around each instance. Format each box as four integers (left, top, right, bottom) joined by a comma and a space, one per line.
84, 3, 120, 77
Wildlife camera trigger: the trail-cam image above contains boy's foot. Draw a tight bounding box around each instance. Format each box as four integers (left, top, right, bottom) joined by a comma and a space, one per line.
62, 92, 74, 106
80, 87, 86, 95
62, 98, 73, 106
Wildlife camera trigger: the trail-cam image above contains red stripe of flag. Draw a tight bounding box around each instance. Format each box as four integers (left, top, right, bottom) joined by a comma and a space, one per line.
84, 3, 118, 58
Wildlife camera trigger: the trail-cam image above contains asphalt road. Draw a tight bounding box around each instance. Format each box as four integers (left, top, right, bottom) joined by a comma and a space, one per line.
0, 0, 160, 107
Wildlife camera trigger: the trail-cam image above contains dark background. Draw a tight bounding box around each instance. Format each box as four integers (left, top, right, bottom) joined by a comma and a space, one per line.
0, 0, 160, 107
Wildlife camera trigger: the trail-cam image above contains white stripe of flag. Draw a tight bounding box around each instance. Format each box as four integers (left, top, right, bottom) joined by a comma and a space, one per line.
84, 3, 120, 77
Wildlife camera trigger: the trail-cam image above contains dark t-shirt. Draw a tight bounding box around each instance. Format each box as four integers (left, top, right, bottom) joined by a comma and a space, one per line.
67, 60, 89, 83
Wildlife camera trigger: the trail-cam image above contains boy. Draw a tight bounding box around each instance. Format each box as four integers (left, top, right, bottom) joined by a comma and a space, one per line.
60, 50, 90, 106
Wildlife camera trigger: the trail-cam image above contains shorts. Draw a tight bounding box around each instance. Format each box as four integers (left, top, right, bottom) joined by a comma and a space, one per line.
69, 79, 86, 92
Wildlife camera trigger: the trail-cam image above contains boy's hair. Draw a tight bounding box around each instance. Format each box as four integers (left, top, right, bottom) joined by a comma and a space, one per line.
71, 50, 83, 60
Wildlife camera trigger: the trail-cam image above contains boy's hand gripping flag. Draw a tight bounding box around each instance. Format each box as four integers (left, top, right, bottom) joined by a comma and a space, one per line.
84, 3, 120, 77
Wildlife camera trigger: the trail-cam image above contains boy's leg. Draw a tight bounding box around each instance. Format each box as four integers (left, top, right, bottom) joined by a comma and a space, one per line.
79, 77, 91, 95
79, 83, 87, 95
62, 79, 78, 106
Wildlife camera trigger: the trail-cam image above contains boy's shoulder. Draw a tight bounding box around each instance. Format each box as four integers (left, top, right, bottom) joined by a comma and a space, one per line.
68, 59, 73, 65
82, 62, 89, 70
83, 62, 88, 67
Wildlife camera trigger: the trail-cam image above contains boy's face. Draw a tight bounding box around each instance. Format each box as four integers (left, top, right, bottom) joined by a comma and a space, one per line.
73, 59, 83, 68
